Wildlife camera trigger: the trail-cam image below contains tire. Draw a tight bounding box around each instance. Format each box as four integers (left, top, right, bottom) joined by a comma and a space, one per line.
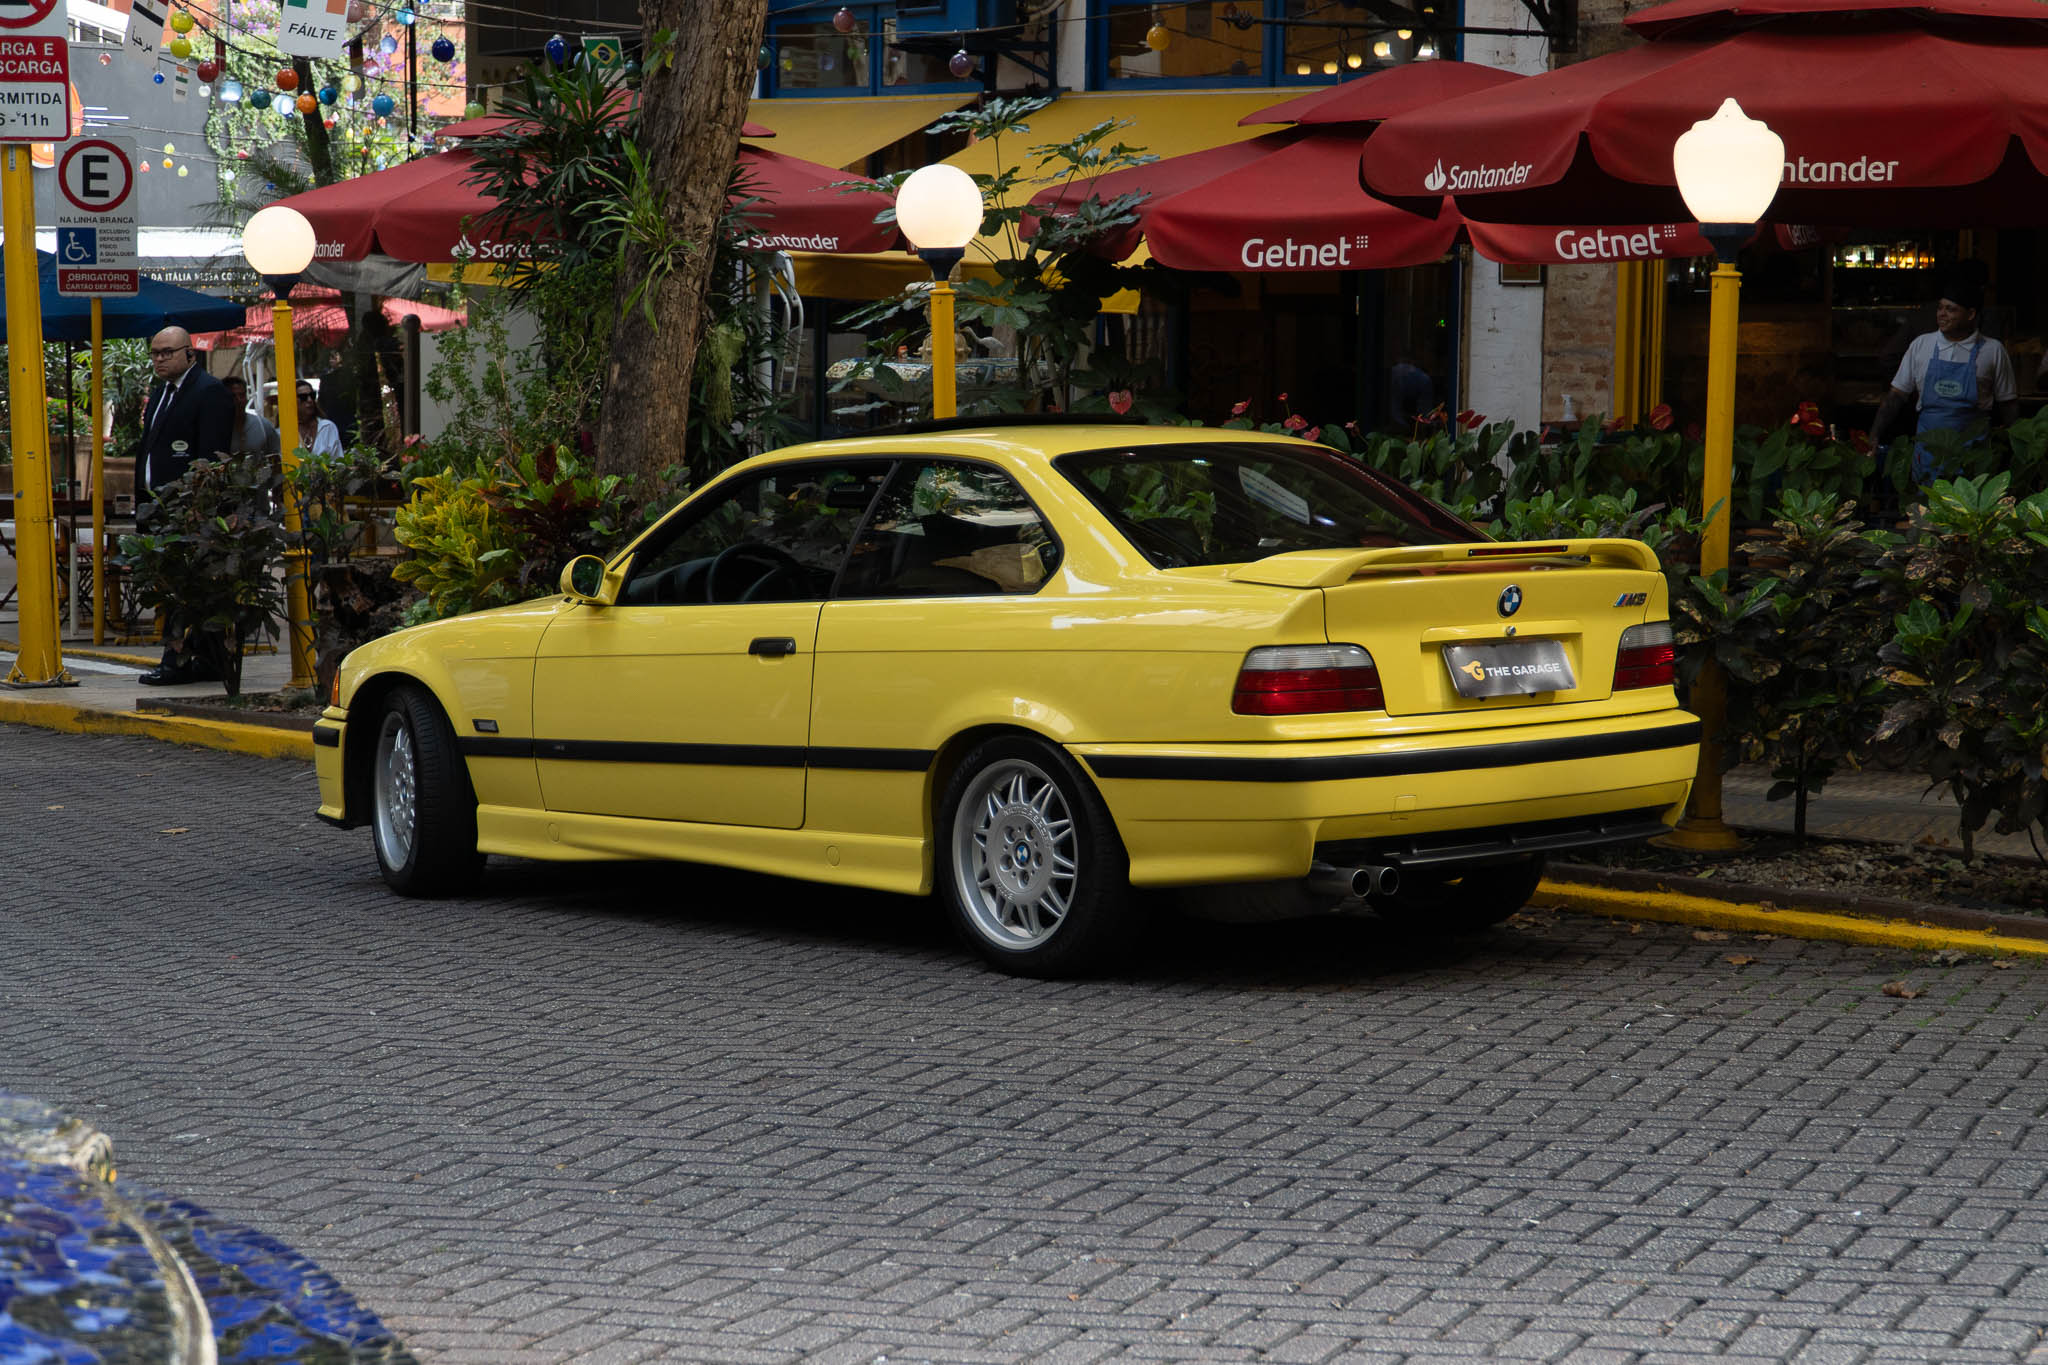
1379, 854, 1546, 935
369, 684, 484, 896
938, 736, 1139, 978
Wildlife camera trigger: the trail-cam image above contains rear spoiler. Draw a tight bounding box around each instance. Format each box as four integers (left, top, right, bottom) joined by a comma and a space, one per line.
1227, 539, 1663, 589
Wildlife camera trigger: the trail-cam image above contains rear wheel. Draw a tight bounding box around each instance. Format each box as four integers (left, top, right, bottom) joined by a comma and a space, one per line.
370, 685, 483, 896
939, 736, 1138, 978
1379, 855, 1546, 935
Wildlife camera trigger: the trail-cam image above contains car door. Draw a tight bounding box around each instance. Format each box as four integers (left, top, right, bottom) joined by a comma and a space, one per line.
532, 460, 889, 830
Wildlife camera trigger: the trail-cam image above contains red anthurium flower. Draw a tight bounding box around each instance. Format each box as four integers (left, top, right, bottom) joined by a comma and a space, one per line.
1108, 389, 1134, 416
1802, 419, 1826, 437
1456, 408, 1484, 430
1283, 413, 1308, 431
1276, 392, 1289, 405
1602, 414, 1625, 433
1230, 399, 1250, 417
1646, 403, 1674, 431
1849, 428, 1873, 455
1303, 426, 1321, 443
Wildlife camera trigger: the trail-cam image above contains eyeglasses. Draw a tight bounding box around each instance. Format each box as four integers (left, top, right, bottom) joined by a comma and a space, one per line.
296, 390, 315, 400
149, 346, 188, 358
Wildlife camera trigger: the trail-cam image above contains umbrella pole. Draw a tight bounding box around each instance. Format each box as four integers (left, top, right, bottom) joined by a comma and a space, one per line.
90, 298, 104, 646
272, 296, 317, 691
1, 145, 70, 687
1660, 252, 1744, 852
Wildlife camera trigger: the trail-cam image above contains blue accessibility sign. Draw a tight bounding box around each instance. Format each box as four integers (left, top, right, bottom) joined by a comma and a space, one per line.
58, 226, 96, 265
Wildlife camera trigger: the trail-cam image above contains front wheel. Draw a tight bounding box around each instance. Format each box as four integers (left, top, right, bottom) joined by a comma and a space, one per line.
370, 685, 484, 896
939, 737, 1138, 978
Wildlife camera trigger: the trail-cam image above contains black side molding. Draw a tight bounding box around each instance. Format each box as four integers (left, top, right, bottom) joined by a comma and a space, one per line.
1084, 720, 1702, 784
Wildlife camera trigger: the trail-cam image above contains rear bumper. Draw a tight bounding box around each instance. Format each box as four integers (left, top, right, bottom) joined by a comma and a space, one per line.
1072, 712, 1698, 887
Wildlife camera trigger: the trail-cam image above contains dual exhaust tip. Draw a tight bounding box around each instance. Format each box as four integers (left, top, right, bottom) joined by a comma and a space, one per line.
1307, 861, 1401, 900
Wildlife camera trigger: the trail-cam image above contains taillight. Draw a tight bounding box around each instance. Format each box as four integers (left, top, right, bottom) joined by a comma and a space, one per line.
1233, 644, 1384, 715
1613, 621, 1676, 691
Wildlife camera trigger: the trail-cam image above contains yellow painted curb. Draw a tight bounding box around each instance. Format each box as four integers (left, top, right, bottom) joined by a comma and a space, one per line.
0, 696, 312, 761
1536, 877, 2048, 960
0, 637, 159, 668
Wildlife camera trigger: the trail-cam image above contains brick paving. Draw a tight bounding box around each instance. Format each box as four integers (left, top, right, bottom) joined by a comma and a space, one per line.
6, 723, 2048, 1363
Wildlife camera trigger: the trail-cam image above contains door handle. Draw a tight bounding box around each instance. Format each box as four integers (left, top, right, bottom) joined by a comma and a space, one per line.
749, 636, 798, 658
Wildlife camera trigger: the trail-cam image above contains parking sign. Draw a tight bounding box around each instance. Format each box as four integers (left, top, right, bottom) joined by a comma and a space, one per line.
0, 0, 68, 141
55, 136, 138, 295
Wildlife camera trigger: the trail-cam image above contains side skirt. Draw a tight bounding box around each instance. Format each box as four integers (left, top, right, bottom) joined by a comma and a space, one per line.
474, 805, 933, 897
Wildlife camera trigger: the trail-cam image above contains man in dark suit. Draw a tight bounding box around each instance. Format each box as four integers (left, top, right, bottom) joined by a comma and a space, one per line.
135, 326, 238, 685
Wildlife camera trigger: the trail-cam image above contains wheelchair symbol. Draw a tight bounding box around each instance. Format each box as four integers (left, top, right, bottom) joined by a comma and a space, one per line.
60, 228, 95, 264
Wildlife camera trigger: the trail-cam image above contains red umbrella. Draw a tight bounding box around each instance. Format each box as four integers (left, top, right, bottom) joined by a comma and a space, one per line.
271, 145, 897, 265
194, 290, 468, 350
1361, 0, 2048, 226
1027, 61, 1808, 271
1031, 127, 1460, 272
1239, 60, 1525, 127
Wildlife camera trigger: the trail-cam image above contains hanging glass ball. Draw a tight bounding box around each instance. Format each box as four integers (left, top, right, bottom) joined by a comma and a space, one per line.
379, 34, 398, 55
431, 35, 454, 62
341, 73, 361, 93
1145, 23, 1171, 51
160, 156, 173, 167
168, 35, 192, 58
169, 10, 194, 32
545, 33, 568, 64
295, 92, 317, 113
346, 0, 363, 18
323, 116, 336, 129
176, 165, 188, 177
196, 58, 220, 82
139, 160, 150, 171
318, 85, 338, 104
372, 92, 396, 116
396, 6, 415, 23
152, 71, 165, 84
219, 77, 242, 101
162, 141, 175, 154
832, 7, 855, 33
248, 88, 270, 109
948, 50, 973, 78
463, 100, 485, 119
277, 68, 298, 90
756, 45, 769, 69
97, 51, 111, 65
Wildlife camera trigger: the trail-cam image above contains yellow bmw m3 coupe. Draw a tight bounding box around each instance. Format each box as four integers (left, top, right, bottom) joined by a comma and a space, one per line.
315, 421, 1698, 976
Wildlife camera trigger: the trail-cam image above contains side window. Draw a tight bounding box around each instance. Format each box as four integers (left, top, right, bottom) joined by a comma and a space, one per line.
840, 461, 1060, 598
620, 463, 886, 606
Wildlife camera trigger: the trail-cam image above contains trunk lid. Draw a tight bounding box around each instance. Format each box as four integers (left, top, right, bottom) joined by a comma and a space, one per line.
1228, 539, 1663, 719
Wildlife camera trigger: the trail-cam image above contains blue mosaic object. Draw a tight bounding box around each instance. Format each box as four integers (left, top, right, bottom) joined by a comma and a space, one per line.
1, 1095, 415, 1364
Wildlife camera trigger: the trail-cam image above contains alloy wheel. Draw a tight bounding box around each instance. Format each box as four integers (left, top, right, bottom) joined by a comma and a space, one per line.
372, 712, 418, 871
951, 758, 1080, 950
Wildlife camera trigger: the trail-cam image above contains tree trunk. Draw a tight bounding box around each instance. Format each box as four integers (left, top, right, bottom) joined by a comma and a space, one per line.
593, 1, 769, 489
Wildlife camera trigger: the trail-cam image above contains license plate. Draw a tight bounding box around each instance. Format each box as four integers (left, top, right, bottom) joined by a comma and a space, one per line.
1443, 639, 1575, 698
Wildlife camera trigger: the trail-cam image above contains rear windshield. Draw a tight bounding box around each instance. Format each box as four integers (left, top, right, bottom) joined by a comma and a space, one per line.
1054, 442, 1483, 569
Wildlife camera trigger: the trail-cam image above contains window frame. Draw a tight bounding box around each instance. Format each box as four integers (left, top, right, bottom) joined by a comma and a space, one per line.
762, 4, 981, 98
1050, 440, 1484, 570
828, 454, 1069, 601
617, 457, 896, 606
1084, 0, 1466, 92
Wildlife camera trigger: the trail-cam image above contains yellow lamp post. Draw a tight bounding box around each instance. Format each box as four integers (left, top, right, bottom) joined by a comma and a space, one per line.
2, 144, 72, 687
1661, 98, 1784, 852
894, 164, 984, 421
240, 204, 319, 691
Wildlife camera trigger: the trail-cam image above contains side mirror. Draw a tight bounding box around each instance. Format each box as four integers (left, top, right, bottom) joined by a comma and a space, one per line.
560, 554, 622, 606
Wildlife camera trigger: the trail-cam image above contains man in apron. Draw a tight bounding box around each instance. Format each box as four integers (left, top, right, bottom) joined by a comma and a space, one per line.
1869, 280, 2018, 483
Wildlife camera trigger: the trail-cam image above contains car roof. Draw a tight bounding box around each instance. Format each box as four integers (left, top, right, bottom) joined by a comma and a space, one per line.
748, 422, 1320, 470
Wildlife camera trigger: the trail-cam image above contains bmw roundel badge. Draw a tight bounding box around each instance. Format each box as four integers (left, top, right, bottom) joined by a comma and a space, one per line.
1498, 584, 1523, 618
